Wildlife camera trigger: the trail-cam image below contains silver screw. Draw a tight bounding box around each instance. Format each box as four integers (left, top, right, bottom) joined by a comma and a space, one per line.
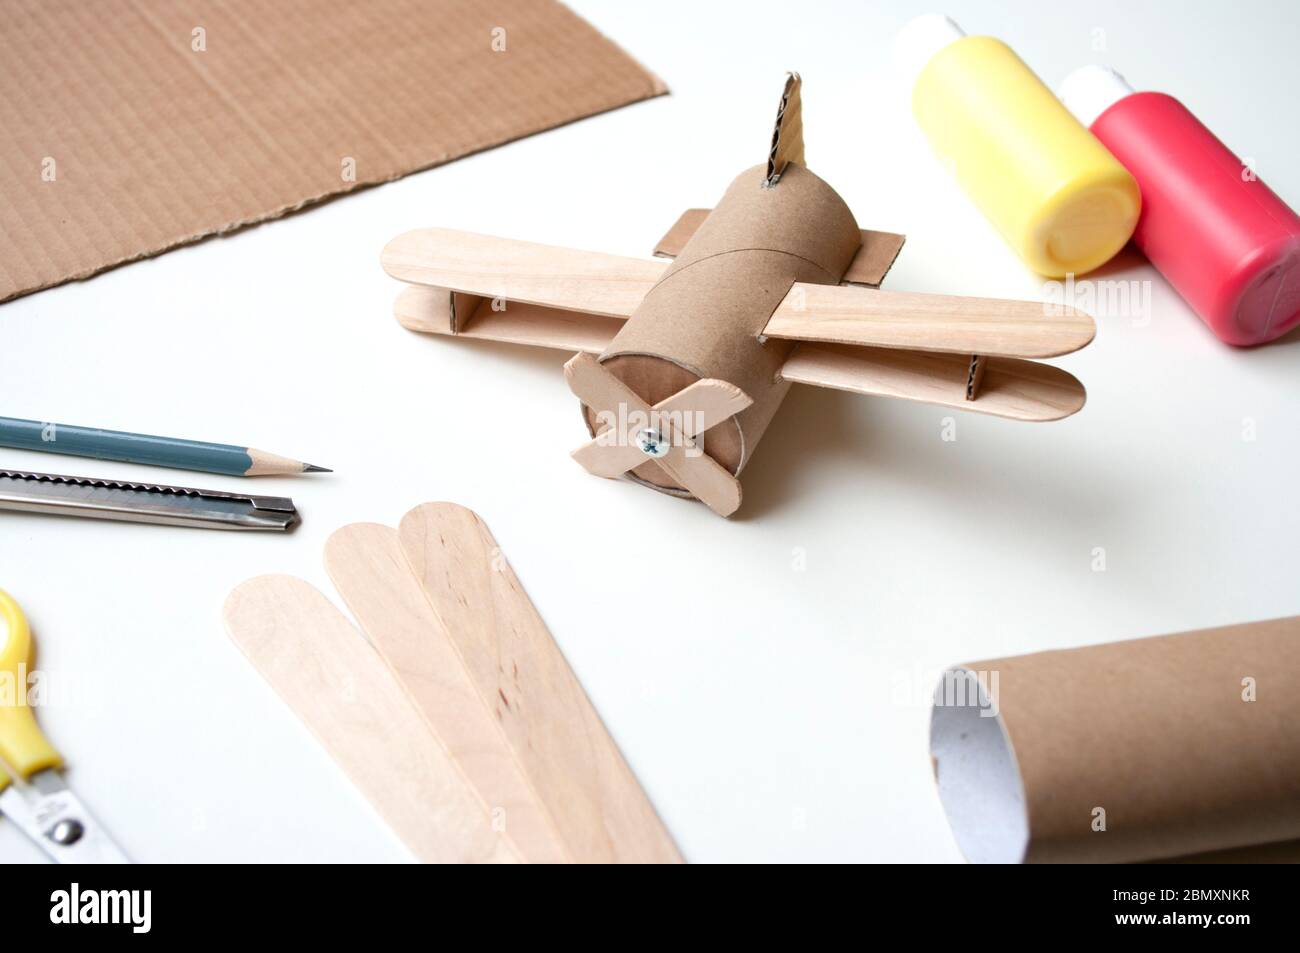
47, 817, 85, 845
635, 427, 670, 458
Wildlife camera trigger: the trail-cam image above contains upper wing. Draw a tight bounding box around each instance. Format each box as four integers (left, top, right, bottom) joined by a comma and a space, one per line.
385, 230, 1092, 360
762, 284, 1095, 359
382, 228, 661, 318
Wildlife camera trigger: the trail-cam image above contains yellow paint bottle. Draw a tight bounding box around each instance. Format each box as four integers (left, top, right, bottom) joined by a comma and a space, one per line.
894, 16, 1140, 277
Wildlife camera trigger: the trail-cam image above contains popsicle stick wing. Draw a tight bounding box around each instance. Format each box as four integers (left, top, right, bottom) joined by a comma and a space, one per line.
384, 232, 1092, 359
781, 344, 1087, 422
763, 284, 1096, 359
381, 228, 662, 318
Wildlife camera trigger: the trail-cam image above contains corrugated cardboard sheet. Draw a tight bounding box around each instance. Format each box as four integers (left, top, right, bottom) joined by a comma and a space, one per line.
0, 0, 666, 302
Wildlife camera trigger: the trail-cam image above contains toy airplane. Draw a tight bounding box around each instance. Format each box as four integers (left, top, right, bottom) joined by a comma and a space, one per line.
382, 74, 1094, 517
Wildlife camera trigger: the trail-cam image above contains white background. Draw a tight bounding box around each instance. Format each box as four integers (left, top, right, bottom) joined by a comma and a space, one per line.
2, 0, 1297, 863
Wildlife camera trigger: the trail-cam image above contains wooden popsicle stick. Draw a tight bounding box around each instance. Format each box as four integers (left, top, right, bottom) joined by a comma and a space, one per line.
653, 443, 744, 516
323, 523, 570, 864
780, 343, 1087, 422
764, 284, 1096, 358
398, 503, 684, 863
564, 353, 742, 516
223, 575, 519, 865
572, 377, 753, 479
382, 228, 663, 318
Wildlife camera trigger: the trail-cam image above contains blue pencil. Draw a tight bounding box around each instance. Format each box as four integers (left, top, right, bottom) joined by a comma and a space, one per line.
0, 416, 330, 477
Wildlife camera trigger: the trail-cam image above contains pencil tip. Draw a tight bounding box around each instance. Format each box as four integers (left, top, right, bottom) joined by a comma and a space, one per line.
303, 464, 333, 473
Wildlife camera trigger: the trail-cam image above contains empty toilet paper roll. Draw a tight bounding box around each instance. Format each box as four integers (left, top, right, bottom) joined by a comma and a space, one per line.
930, 616, 1300, 863
591, 161, 861, 494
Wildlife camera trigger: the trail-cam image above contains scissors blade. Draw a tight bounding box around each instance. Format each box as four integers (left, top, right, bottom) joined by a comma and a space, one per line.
23, 782, 130, 864
0, 784, 43, 853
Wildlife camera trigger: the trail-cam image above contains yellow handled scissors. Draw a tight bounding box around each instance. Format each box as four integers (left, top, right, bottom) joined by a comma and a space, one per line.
0, 588, 128, 863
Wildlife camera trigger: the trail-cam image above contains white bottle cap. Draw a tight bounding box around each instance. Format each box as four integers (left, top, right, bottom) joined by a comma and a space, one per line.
1058, 64, 1135, 127
892, 14, 966, 92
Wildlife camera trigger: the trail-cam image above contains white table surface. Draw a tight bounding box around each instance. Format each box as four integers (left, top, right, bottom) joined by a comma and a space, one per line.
2, 0, 1297, 863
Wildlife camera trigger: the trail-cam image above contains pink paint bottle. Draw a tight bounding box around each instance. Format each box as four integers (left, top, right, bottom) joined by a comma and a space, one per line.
1059, 65, 1300, 346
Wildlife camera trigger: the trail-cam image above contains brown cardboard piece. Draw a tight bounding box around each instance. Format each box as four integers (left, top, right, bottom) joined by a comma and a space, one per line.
765, 72, 805, 185
931, 616, 1300, 863
0, 0, 665, 303
653, 210, 713, 260
654, 210, 905, 288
